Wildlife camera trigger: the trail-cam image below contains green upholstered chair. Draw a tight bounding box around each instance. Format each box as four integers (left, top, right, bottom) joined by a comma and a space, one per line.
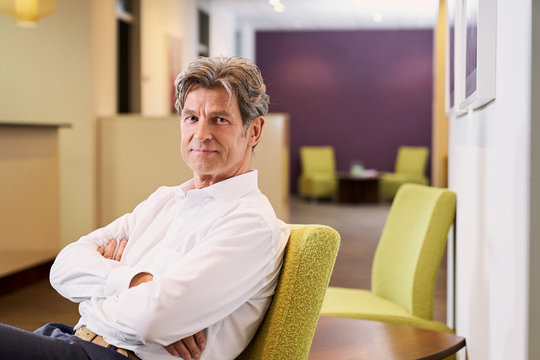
379, 146, 430, 200
321, 184, 456, 333
236, 224, 340, 360
298, 146, 338, 199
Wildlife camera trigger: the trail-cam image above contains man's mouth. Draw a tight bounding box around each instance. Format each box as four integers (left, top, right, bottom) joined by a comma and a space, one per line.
191, 149, 218, 155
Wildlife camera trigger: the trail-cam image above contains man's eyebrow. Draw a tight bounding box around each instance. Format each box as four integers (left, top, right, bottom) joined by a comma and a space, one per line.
211, 110, 232, 118
182, 109, 197, 116
182, 109, 231, 116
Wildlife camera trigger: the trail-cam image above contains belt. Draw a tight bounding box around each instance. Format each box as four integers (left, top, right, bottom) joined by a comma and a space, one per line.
75, 326, 141, 360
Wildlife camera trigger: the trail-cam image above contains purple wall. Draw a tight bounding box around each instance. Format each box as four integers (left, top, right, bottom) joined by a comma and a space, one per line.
256, 30, 433, 193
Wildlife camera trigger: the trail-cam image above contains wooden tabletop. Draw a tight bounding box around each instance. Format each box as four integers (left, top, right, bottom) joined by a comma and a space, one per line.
309, 316, 466, 360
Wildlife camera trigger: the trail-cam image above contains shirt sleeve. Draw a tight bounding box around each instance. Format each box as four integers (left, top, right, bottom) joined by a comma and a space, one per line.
78, 209, 285, 346
49, 187, 167, 302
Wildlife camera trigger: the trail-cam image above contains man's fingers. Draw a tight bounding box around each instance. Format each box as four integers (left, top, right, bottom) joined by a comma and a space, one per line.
103, 239, 117, 259
172, 340, 192, 359
194, 330, 206, 350
165, 344, 178, 356
182, 336, 202, 359
97, 239, 128, 262
164, 331, 205, 359
114, 238, 128, 261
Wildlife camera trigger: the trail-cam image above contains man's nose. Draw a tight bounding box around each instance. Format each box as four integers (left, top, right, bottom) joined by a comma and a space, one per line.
194, 120, 212, 141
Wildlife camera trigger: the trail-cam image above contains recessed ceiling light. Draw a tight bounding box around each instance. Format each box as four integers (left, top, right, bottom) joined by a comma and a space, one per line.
274, 3, 285, 13
373, 13, 383, 22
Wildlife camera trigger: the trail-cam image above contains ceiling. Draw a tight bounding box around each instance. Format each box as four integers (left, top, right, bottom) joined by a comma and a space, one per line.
210, 0, 439, 31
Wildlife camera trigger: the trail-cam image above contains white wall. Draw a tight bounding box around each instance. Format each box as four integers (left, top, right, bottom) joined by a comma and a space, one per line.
448, 0, 533, 358
0, 0, 95, 248
239, 23, 256, 61
208, 2, 236, 57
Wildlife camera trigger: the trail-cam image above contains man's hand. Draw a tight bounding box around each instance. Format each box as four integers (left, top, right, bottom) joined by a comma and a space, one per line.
97, 239, 127, 261
97, 239, 154, 289
129, 272, 153, 288
165, 330, 206, 359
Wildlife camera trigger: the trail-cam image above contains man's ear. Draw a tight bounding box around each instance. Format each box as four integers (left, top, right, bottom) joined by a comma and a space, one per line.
248, 116, 265, 147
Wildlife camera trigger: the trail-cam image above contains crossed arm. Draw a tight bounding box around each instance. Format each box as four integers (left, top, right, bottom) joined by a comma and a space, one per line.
50, 193, 279, 359
97, 238, 206, 360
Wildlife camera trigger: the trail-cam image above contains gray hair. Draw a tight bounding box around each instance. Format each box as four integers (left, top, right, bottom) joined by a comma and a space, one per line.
174, 56, 270, 127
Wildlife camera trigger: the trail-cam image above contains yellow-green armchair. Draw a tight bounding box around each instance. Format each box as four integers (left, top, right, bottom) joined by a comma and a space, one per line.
237, 224, 340, 360
298, 146, 338, 199
321, 184, 456, 333
379, 146, 429, 200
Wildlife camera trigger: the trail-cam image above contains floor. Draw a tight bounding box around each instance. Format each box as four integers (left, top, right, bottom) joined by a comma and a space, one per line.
0, 196, 447, 332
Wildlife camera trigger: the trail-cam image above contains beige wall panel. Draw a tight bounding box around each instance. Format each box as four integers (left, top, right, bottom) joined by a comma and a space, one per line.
252, 113, 290, 222
98, 114, 289, 226
0, 125, 60, 275
98, 116, 189, 226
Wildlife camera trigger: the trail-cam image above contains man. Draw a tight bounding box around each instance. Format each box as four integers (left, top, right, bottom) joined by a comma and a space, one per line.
0, 56, 289, 360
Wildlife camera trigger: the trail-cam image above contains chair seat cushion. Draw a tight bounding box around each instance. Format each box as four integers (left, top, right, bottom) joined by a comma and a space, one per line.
378, 173, 429, 199
298, 175, 337, 198
321, 287, 453, 333
308, 174, 336, 181
379, 172, 428, 184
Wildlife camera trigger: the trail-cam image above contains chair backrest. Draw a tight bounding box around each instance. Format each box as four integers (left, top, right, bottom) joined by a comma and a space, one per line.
371, 184, 456, 320
300, 146, 336, 176
394, 146, 429, 176
236, 224, 340, 360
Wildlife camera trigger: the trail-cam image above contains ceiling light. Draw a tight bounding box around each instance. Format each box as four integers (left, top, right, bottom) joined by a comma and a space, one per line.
274, 3, 284, 13
268, 0, 279, 6
373, 13, 383, 22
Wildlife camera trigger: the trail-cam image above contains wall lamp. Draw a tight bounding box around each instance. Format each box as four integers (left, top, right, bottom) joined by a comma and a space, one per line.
0, 0, 55, 27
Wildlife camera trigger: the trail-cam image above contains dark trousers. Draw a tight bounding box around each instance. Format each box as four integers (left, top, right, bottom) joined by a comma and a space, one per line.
0, 323, 132, 360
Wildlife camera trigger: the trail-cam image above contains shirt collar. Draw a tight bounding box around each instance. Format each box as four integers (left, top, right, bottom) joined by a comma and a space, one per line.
177, 170, 259, 202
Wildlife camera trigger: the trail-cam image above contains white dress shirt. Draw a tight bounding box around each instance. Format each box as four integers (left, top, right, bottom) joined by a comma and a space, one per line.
50, 171, 289, 360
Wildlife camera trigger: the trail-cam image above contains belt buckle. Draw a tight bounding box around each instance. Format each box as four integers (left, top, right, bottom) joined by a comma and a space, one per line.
75, 326, 140, 360
75, 326, 97, 342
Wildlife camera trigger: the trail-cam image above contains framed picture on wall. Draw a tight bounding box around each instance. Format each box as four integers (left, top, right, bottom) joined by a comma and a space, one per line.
458, 0, 496, 110
167, 35, 183, 114
445, 0, 457, 115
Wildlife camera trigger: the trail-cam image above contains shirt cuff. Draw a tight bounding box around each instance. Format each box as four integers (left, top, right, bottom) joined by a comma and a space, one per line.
104, 265, 142, 296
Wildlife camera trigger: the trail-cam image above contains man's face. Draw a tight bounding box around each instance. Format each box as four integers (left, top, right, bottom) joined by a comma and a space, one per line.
180, 86, 263, 187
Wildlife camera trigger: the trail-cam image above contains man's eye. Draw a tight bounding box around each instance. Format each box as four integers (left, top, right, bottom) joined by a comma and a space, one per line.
216, 117, 229, 124
186, 115, 198, 122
